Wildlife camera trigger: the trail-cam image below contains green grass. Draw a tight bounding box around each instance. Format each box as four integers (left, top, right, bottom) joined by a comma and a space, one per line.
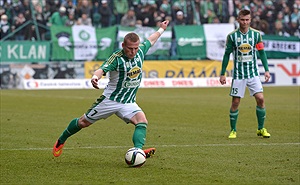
1, 87, 299, 185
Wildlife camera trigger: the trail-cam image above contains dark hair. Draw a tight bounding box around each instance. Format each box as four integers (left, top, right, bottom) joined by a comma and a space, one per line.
124, 32, 140, 44
238, 9, 251, 18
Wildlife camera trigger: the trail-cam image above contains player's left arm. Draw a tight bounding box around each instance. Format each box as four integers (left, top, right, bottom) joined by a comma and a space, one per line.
256, 38, 270, 82
147, 20, 169, 46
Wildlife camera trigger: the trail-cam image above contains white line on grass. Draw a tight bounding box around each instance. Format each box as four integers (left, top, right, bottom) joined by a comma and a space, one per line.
1, 143, 299, 151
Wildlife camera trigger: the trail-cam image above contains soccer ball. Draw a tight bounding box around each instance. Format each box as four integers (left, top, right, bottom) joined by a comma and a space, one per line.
125, 147, 146, 167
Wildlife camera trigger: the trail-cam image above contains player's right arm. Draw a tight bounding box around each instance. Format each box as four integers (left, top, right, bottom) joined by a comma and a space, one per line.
220, 35, 233, 85
91, 54, 119, 89
91, 69, 105, 89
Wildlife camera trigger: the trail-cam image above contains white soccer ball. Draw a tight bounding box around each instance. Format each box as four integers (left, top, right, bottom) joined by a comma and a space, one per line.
125, 147, 146, 167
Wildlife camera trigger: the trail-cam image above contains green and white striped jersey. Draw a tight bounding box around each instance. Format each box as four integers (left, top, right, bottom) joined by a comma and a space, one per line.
225, 27, 263, 79
100, 40, 151, 104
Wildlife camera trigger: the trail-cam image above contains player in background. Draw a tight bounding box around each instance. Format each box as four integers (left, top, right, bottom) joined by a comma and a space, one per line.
219, 9, 271, 139
53, 20, 169, 157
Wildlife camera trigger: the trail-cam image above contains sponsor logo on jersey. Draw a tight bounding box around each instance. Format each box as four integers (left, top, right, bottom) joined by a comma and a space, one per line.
237, 55, 253, 62
123, 79, 141, 88
127, 66, 141, 79
238, 43, 252, 53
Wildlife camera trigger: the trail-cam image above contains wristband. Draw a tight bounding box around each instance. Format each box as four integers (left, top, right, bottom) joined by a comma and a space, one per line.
92, 75, 98, 79
157, 28, 164, 35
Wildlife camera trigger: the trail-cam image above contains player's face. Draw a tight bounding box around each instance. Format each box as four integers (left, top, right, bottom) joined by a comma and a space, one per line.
122, 40, 140, 59
238, 14, 251, 31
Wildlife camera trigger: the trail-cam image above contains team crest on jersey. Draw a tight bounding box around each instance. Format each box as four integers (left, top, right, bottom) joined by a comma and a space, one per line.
127, 66, 141, 79
238, 43, 252, 53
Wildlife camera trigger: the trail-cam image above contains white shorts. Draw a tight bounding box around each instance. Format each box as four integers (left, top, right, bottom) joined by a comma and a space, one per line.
230, 76, 263, 98
84, 95, 143, 124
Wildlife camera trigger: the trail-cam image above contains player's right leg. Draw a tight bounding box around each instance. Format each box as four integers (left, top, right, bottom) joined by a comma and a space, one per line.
53, 118, 81, 157
53, 95, 110, 157
228, 79, 245, 139
53, 116, 94, 157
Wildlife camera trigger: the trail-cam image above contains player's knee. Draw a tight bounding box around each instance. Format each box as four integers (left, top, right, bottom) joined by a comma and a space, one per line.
78, 116, 92, 128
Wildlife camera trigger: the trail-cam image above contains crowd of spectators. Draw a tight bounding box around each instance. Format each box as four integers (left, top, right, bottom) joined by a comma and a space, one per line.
0, 0, 299, 41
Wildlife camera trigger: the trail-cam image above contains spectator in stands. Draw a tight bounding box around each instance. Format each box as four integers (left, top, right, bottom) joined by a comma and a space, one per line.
135, 19, 143, 28
250, 0, 265, 13
193, 0, 202, 25
34, 3, 48, 40
274, 20, 290, 37
290, 3, 300, 24
206, 9, 218, 23
261, 0, 275, 33
0, 14, 11, 40
49, 6, 67, 26
65, 11, 76, 26
213, 0, 229, 23
65, 0, 77, 17
156, 1, 171, 22
43, 3, 52, 25
99, 0, 112, 28
273, 11, 285, 35
282, 5, 292, 31
173, 0, 188, 18
13, 12, 26, 40
99, 0, 112, 27
120, 8, 136, 27
91, 1, 101, 27
160, 0, 171, 16
138, 3, 156, 27
76, 0, 92, 19
173, 10, 186, 25
113, 0, 129, 25
77, 12, 92, 26
171, 10, 186, 57
11, 2, 25, 21
200, 0, 214, 24
289, 19, 300, 37
258, 19, 270, 35
47, 0, 61, 14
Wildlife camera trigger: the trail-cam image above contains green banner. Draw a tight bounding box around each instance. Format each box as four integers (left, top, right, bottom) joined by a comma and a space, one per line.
50, 25, 117, 61
262, 35, 300, 59
118, 26, 171, 56
0, 41, 50, 62
174, 25, 206, 59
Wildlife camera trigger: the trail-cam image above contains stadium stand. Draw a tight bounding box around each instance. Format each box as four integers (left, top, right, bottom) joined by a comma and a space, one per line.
0, 0, 299, 41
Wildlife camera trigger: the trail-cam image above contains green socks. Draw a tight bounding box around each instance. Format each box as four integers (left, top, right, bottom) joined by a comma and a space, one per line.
58, 118, 82, 143
256, 106, 266, 130
132, 123, 147, 149
229, 109, 239, 131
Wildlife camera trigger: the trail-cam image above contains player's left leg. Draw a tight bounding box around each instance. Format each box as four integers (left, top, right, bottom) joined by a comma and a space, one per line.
130, 112, 148, 149
249, 77, 270, 138
120, 104, 156, 158
254, 93, 270, 138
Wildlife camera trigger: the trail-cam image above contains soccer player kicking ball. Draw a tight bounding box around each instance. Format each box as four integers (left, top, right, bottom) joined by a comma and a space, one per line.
53, 20, 169, 157
219, 9, 271, 139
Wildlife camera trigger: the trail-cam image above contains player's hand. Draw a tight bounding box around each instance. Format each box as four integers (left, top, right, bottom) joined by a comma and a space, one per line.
91, 78, 99, 89
265, 71, 270, 83
160, 20, 169, 30
219, 75, 226, 85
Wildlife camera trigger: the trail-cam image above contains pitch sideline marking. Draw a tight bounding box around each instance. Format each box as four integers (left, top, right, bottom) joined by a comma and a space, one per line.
0, 142, 299, 151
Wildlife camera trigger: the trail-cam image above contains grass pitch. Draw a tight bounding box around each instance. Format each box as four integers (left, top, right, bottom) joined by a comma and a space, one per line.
0, 87, 299, 185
